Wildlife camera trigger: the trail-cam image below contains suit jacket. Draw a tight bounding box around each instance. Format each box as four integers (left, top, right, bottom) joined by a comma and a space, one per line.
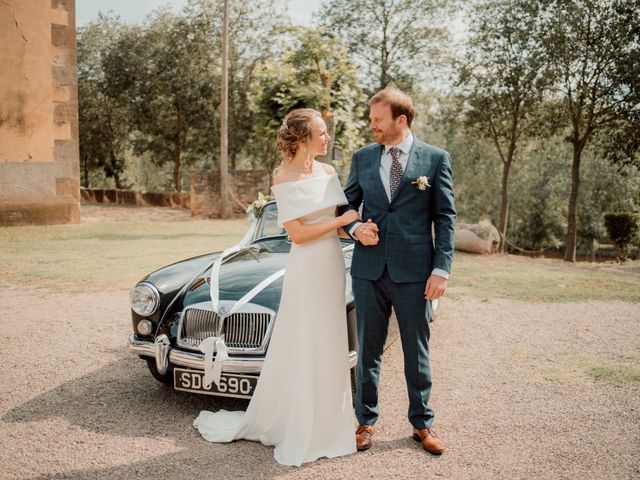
341, 137, 456, 283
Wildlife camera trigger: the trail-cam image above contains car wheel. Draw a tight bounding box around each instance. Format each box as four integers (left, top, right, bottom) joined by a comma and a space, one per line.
145, 358, 173, 385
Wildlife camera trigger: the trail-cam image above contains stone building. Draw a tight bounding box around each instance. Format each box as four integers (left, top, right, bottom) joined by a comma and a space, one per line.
0, 0, 80, 226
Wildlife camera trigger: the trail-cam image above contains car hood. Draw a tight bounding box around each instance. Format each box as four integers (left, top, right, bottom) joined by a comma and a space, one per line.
182, 239, 292, 312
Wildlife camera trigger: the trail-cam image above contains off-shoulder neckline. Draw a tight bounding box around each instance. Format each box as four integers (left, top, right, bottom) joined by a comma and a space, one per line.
271, 172, 337, 189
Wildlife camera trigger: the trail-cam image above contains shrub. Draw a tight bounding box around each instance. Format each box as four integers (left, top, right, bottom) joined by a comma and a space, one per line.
603, 213, 639, 262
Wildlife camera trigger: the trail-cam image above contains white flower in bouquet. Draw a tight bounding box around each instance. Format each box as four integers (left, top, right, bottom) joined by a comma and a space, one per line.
246, 192, 273, 219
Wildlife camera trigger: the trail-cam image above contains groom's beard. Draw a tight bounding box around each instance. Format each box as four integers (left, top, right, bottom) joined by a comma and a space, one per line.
372, 123, 403, 146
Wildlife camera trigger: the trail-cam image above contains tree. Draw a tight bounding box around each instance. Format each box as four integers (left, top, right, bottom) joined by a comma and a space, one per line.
543, 0, 640, 261
319, 0, 450, 93
458, 0, 550, 252
248, 28, 365, 174
183, 0, 289, 170
77, 15, 133, 188
105, 10, 219, 192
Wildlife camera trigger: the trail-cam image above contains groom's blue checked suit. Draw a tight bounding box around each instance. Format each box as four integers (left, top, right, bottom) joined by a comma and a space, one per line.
341, 133, 456, 429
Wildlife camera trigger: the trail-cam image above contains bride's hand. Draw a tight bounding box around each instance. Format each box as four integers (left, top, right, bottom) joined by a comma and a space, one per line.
339, 209, 361, 226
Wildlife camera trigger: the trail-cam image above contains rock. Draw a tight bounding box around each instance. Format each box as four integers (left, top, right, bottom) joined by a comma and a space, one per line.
455, 222, 500, 254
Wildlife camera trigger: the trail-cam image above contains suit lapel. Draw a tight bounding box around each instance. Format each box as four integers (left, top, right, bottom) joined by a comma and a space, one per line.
369, 144, 389, 205
391, 140, 422, 203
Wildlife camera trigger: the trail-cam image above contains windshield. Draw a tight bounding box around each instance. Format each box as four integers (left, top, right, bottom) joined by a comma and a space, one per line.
255, 203, 286, 240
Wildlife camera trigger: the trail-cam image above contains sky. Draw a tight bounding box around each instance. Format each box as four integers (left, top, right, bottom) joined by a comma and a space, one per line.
76, 0, 323, 26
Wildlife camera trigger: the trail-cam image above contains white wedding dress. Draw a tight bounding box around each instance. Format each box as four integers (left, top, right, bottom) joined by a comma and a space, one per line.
193, 167, 356, 467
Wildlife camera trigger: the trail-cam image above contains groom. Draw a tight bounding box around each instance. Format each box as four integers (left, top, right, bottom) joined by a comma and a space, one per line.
341, 88, 456, 454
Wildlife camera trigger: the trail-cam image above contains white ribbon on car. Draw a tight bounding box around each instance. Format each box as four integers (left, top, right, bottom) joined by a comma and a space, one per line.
209, 245, 243, 313
199, 336, 229, 389
201, 244, 286, 389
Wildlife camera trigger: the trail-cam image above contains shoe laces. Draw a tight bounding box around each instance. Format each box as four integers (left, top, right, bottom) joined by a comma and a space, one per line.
357, 424, 372, 434
425, 427, 438, 438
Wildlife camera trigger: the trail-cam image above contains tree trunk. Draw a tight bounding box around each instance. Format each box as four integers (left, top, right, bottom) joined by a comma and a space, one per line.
113, 172, 122, 190
83, 159, 89, 188
563, 143, 583, 262
173, 144, 182, 193
317, 114, 335, 164
498, 159, 512, 253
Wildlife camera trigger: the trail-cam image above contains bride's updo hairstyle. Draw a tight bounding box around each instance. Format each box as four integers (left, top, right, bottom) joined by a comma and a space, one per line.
276, 108, 322, 164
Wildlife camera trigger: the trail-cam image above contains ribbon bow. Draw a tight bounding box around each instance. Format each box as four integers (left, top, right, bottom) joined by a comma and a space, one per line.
199, 336, 229, 389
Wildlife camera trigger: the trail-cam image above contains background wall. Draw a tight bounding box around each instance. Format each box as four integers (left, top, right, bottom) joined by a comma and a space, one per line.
0, 0, 80, 226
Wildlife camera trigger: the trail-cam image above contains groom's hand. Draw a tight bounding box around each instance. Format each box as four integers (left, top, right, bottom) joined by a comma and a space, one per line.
354, 220, 379, 246
424, 274, 447, 300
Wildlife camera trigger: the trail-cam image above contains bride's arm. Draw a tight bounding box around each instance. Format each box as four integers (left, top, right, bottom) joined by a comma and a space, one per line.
284, 210, 360, 245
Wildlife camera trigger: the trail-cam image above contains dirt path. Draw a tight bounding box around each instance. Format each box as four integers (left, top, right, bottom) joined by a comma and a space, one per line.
1, 281, 638, 479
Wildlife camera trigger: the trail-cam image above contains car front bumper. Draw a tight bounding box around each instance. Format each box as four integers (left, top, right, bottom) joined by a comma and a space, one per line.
129, 334, 358, 375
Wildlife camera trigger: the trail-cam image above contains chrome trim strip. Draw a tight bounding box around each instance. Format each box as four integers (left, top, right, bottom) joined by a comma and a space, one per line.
129, 335, 358, 374
129, 335, 264, 374
129, 335, 155, 356
170, 349, 264, 374
154, 334, 170, 375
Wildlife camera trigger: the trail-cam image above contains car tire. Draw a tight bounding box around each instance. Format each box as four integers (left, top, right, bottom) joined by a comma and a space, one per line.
145, 358, 173, 385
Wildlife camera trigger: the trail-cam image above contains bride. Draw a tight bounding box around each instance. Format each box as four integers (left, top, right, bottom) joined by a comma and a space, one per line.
193, 108, 360, 466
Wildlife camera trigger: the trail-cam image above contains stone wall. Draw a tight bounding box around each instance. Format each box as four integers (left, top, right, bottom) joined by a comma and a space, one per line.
0, 0, 80, 226
80, 188, 190, 209
191, 169, 271, 217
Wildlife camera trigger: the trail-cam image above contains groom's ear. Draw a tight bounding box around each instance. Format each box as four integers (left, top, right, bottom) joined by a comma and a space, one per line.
397, 114, 408, 127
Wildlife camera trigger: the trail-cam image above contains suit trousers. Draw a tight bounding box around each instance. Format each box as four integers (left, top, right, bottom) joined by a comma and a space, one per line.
353, 266, 434, 429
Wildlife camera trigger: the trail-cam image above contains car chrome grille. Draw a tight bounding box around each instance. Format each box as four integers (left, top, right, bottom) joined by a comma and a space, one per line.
178, 306, 273, 352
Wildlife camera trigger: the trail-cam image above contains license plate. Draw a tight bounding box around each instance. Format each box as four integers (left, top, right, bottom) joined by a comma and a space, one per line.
173, 368, 257, 399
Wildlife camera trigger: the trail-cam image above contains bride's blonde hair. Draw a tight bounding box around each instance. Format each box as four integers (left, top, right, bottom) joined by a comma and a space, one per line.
275, 108, 322, 175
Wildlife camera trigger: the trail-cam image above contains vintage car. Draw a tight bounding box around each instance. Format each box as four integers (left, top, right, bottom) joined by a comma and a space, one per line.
127, 200, 359, 399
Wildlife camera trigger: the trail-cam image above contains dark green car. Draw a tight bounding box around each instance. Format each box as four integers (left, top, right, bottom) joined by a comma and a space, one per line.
128, 201, 358, 399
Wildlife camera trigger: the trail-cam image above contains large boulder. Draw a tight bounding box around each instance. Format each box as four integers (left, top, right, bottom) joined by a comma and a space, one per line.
455, 222, 500, 254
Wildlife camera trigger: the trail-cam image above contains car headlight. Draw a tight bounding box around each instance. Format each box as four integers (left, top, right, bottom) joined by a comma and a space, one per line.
131, 283, 160, 316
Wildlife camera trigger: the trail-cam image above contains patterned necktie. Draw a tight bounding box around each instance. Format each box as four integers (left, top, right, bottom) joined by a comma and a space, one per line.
388, 146, 403, 199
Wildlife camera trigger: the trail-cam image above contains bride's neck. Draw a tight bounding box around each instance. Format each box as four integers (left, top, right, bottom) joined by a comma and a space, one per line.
287, 151, 315, 172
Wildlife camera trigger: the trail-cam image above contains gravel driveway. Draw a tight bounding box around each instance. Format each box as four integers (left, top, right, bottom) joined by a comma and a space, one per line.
1, 281, 638, 479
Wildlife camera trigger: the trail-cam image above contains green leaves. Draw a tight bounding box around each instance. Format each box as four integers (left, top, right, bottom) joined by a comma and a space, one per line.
247, 27, 365, 173
319, 0, 452, 93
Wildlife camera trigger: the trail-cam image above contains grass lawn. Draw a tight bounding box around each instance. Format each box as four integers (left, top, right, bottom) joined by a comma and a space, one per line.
451, 252, 640, 302
0, 219, 247, 292
1, 217, 638, 302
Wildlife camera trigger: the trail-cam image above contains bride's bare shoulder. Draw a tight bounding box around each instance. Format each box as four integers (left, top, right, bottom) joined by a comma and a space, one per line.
318, 162, 336, 176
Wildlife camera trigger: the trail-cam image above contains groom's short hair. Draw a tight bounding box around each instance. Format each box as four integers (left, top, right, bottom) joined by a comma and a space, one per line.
369, 88, 416, 127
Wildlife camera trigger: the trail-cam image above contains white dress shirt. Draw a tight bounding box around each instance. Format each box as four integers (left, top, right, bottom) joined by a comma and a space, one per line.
349, 132, 449, 280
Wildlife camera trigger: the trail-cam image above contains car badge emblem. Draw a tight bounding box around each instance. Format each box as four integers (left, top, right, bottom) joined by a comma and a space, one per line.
219, 305, 229, 316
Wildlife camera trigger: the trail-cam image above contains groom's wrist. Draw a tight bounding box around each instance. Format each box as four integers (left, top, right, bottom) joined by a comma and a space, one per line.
431, 268, 449, 279
348, 222, 362, 241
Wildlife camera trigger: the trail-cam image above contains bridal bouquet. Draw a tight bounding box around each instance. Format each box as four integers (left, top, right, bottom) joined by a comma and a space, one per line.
246, 192, 272, 219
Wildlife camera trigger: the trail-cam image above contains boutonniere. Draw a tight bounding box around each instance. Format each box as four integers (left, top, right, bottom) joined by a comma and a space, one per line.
412, 176, 431, 191
246, 192, 272, 219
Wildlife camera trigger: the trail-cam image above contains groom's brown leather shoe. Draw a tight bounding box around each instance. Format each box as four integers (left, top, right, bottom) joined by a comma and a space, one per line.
412, 427, 445, 455
355, 424, 375, 451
